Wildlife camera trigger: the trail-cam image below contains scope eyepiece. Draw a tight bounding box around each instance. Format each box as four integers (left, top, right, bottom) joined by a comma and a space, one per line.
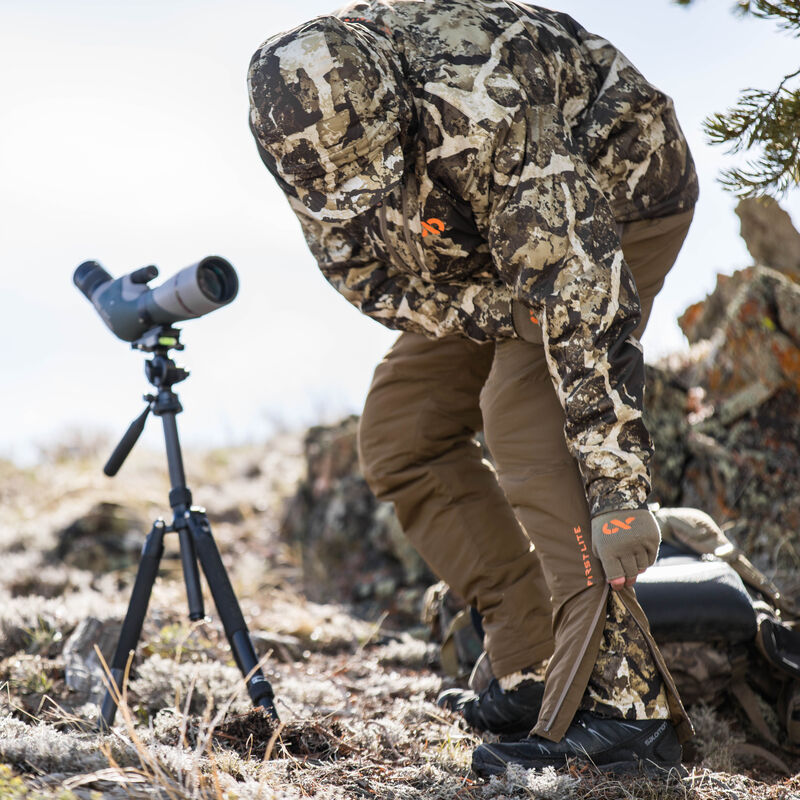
130, 265, 159, 285
73, 256, 239, 342
74, 260, 113, 300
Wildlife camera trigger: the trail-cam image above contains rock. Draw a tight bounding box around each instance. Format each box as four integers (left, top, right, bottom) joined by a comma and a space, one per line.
650, 250, 800, 593
280, 416, 433, 622
249, 630, 303, 663
736, 197, 800, 280
62, 617, 123, 704
643, 365, 692, 507
679, 271, 748, 345
56, 502, 146, 572
675, 266, 800, 402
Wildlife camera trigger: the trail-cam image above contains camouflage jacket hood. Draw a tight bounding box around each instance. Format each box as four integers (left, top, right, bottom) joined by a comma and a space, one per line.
248, 0, 699, 515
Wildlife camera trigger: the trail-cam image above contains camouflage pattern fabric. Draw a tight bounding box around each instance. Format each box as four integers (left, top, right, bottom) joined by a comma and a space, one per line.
580, 592, 670, 720
248, 16, 411, 222
248, 0, 699, 515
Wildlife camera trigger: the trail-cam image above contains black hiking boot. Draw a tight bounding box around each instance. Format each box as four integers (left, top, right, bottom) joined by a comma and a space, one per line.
472, 713, 684, 777
437, 678, 544, 738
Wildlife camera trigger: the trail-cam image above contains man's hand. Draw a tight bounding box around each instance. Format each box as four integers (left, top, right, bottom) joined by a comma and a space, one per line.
590, 508, 660, 591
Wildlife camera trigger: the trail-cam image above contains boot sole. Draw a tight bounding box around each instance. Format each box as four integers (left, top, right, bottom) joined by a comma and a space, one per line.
597, 758, 688, 779
473, 751, 687, 779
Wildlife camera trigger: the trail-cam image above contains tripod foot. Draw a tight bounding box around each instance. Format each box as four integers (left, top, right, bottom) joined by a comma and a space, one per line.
258, 696, 280, 722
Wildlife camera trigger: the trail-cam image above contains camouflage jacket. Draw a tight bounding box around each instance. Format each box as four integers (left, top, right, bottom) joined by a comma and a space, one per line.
248, 0, 699, 515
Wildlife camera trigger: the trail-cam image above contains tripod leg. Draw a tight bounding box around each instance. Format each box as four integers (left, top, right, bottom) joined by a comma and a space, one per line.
187, 511, 279, 721
99, 520, 166, 729
178, 526, 205, 621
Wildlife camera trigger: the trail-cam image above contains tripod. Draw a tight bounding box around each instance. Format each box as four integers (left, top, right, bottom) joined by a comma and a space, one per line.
98, 326, 279, 728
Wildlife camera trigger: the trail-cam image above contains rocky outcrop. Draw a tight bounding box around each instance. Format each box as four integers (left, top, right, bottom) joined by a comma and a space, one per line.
649, 204, 800, 591
280, 416, 433, 622
735, 197, 800, 281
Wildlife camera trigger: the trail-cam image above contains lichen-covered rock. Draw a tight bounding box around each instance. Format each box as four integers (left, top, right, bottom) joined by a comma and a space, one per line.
676, 267, 800, 402
679, 270, 749, 345
677, 387, 800, 588
643, 365, 692, 507
650, 210, 800, 595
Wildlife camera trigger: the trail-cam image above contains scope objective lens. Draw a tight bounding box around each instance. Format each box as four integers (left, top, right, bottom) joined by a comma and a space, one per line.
197, 264, 224, 302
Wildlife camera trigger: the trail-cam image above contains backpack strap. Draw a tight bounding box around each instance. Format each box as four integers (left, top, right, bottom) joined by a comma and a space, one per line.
654, 506, 799, 618
729, 651, 781, 747
722, 546, 798, 620
730, 743, 791, 775
439, 608, 476, 677
779, 682, 800, 747
756, 614, 800, 679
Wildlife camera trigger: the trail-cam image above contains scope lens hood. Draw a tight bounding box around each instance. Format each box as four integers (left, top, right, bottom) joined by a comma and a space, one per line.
196, 256, 238, 304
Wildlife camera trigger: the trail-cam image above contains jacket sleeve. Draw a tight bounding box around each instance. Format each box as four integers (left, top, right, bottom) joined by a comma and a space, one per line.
488, 104, 653, 516
294, 207, 517, 342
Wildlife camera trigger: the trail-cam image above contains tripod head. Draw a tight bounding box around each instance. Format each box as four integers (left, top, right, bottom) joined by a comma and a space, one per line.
134, 326, 190, 392
133, 325, 185, 354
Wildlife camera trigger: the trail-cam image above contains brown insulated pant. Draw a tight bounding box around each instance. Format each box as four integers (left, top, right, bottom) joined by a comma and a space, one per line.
358, 209, 695, 742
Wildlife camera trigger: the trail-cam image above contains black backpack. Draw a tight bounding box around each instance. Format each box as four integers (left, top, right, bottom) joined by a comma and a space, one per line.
640, 507, 800, 753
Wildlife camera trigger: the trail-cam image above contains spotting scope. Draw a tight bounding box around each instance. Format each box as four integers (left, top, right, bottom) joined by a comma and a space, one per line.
73, 256, 238, 342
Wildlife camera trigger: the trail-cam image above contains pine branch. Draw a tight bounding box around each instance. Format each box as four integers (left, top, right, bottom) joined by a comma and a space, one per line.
674, 0, 800, 32
703, 72, 800, 196
672, 0, 800, 194
735, 0, 800, 33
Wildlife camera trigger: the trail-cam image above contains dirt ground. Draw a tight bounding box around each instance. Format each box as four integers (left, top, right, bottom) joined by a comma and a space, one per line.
1, 438, 799, 800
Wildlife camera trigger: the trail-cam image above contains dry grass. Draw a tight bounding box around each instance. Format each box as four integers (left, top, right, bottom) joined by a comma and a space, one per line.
1, 440, 800, 800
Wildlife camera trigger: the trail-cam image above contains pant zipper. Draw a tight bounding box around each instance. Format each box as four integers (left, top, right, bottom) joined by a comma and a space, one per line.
541, 583, 609, 733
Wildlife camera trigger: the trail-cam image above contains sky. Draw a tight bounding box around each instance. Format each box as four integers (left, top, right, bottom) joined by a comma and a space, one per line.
2, 0, 799, 464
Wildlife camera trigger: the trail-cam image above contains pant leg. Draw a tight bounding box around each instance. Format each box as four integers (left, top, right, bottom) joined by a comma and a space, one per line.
481, 338, 613, 740
626, 208, 695, 337
480, 208, 695, 743
358, 331, 554, 678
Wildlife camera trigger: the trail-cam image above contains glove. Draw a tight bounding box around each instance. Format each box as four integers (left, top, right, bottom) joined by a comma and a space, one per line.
591, 508, 660, 583
511, 300, 543, 344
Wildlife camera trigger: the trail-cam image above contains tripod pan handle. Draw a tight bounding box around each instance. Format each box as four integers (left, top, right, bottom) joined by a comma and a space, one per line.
104, 405, 151, 476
